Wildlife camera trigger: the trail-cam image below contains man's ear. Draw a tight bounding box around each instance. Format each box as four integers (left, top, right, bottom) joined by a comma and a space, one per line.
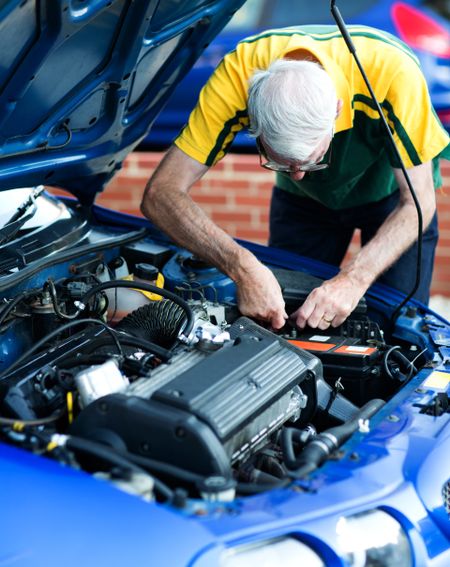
336, 98, 343, 117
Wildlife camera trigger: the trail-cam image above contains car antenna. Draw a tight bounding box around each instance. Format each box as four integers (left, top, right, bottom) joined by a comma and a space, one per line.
330, 1, 424, 325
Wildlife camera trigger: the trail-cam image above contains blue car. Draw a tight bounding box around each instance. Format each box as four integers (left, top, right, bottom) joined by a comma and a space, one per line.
0, 1, 449, 566
144, 0, 450, 150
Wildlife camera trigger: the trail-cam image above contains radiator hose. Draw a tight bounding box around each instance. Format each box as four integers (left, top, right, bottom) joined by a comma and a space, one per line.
282, 398, 385, 478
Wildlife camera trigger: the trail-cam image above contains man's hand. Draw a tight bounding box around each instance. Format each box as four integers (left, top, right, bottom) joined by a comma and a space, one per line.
235, 260, 288, 330
291, 161, 435, 330
290, 272, 367, 330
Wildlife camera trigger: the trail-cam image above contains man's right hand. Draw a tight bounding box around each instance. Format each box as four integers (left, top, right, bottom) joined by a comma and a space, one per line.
235, 258, 288, 330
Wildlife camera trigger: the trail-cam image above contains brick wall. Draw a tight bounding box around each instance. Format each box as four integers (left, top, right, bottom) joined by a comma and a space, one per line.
94, 151, 450, 297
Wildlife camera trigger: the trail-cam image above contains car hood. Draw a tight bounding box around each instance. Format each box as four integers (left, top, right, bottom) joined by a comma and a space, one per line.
0, 0, 245, 204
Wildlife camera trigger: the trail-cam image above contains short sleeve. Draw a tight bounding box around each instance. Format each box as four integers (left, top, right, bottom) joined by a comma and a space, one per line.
381, 54, 450, 167
174, 46, 252, 167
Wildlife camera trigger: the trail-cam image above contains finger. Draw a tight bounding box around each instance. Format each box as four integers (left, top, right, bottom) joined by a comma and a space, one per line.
271, 314, 287, 330
317, 318, 332, 331
294, 299, 316, 329
306, 304, 326, 328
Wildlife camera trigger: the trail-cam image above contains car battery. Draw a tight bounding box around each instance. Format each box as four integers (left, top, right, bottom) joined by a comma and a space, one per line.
288, 334, 384, 405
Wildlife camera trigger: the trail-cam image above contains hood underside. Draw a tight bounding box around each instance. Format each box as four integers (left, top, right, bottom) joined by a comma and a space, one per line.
0, 0, 245, 203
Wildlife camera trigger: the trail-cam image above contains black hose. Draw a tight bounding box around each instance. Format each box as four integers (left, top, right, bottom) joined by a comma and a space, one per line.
65, 436, 173, 502
0, 288, 40, 329
116, 300, 186, 349
236, 478, 291, 495
78, 280, 195, 343
285, 398, 385, 478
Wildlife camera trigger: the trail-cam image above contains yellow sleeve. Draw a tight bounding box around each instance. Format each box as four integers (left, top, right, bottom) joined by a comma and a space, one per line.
174, 35, 282, 166
383, 53, 450, 167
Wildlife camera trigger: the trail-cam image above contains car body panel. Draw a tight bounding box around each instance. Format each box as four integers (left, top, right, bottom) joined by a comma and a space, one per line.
0, 0, 246, 200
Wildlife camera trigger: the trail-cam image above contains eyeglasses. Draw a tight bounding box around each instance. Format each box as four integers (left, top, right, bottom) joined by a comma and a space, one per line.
256, 132, 333, 173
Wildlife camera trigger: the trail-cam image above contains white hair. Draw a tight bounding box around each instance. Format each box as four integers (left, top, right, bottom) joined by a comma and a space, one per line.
248, 59, 337, 161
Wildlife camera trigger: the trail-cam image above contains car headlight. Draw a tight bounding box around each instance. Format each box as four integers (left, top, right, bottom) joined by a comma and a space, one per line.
220, 537, 324, 567
336, 509, 412, 566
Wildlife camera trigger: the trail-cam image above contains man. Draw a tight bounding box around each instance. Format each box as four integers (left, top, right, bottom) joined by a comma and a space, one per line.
141, 25, 450, 330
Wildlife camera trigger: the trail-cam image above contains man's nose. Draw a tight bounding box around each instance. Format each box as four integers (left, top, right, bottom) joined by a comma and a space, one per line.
290, 170, 306, 181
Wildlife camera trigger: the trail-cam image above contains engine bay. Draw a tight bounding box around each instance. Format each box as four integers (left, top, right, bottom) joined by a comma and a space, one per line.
0, 192, 437, 504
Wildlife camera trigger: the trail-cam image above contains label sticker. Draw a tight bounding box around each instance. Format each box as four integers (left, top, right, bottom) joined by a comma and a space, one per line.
423, 371, 450, 390
334, 346, 377, 355
309, 335, 330, 342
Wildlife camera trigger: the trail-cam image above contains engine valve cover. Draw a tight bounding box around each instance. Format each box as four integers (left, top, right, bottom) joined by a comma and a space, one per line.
71, 318, 321, 476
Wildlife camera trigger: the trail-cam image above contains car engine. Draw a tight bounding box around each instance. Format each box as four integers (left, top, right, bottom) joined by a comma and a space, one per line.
0, 194, 429, 502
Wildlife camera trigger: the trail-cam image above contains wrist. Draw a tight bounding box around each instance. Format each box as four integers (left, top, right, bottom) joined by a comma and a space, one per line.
338, 263, 374, 292
229, 247, 260, 284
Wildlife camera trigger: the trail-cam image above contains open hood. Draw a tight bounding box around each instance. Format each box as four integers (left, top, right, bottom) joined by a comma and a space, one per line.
0, 0, 245, 204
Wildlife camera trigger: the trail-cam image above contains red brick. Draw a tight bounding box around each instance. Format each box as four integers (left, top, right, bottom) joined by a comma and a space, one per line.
234, 229, 269, 242
211, 211, 253, 223
192, 193, 229, 205
234, 195, 271, 207
209, 179, 252, 190
231, 161, 263, 173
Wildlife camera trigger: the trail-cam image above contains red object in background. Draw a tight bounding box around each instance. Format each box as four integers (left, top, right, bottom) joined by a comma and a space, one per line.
392, 2, 450, 57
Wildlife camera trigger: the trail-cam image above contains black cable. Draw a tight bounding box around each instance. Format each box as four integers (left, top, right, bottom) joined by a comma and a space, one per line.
382, 345, 417, 381
123, 450, 211, 485
78, 280, 195, 342
0, 318, 123, 379
79, 332, 171, 361
0, 288, 40, 329
382, 345, 403, 380
46, 279, 79, 320
65, 436, 173, 502
330, 2, 423, 324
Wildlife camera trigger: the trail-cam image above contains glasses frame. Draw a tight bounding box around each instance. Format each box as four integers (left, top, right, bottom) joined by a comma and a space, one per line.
256, 131, 333, 174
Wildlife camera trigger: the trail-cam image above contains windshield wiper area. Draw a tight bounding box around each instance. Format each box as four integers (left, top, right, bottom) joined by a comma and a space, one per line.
0, 186, 45, 246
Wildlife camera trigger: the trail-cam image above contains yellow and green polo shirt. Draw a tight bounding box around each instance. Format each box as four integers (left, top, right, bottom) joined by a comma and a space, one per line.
174, 25, 450, 210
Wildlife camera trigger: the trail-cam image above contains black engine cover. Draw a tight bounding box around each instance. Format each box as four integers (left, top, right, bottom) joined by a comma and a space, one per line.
71, 319, 321, 476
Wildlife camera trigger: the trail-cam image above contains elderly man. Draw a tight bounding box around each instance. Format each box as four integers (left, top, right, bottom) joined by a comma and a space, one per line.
141, 25, 450, 330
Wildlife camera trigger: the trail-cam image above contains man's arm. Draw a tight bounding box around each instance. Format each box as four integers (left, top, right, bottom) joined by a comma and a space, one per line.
141, 145, 288, 329
291, 160, 436, 330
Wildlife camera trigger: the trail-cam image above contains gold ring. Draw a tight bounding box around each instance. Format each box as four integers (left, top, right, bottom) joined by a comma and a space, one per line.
323, 317, 333, 324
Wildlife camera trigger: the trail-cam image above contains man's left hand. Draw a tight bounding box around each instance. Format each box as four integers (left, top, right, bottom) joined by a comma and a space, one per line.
290, 272, 367, 330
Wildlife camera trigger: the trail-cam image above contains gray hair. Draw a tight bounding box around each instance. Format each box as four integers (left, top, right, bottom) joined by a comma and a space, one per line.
248, 59, 337, 161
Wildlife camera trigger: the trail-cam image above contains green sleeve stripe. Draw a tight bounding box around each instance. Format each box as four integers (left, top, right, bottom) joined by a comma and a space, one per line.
238, 26, 419, 67
353, 94, 421, 165
205, 109, 248, 166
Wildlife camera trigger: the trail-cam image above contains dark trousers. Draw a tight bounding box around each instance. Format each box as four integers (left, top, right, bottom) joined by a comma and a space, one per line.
269, 186, 439, 304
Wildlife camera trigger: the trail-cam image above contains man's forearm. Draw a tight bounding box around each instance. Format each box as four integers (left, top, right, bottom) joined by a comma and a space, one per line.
141, 178, 254, 282
341, 195, 435, 290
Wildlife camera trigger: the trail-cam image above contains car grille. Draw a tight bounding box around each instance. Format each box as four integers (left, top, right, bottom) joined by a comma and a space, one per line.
443, 480, 450, 515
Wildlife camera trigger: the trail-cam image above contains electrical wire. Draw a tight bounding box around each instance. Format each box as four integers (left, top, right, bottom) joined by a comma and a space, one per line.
46, 279, 80, 320
0, 410, 64, 430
